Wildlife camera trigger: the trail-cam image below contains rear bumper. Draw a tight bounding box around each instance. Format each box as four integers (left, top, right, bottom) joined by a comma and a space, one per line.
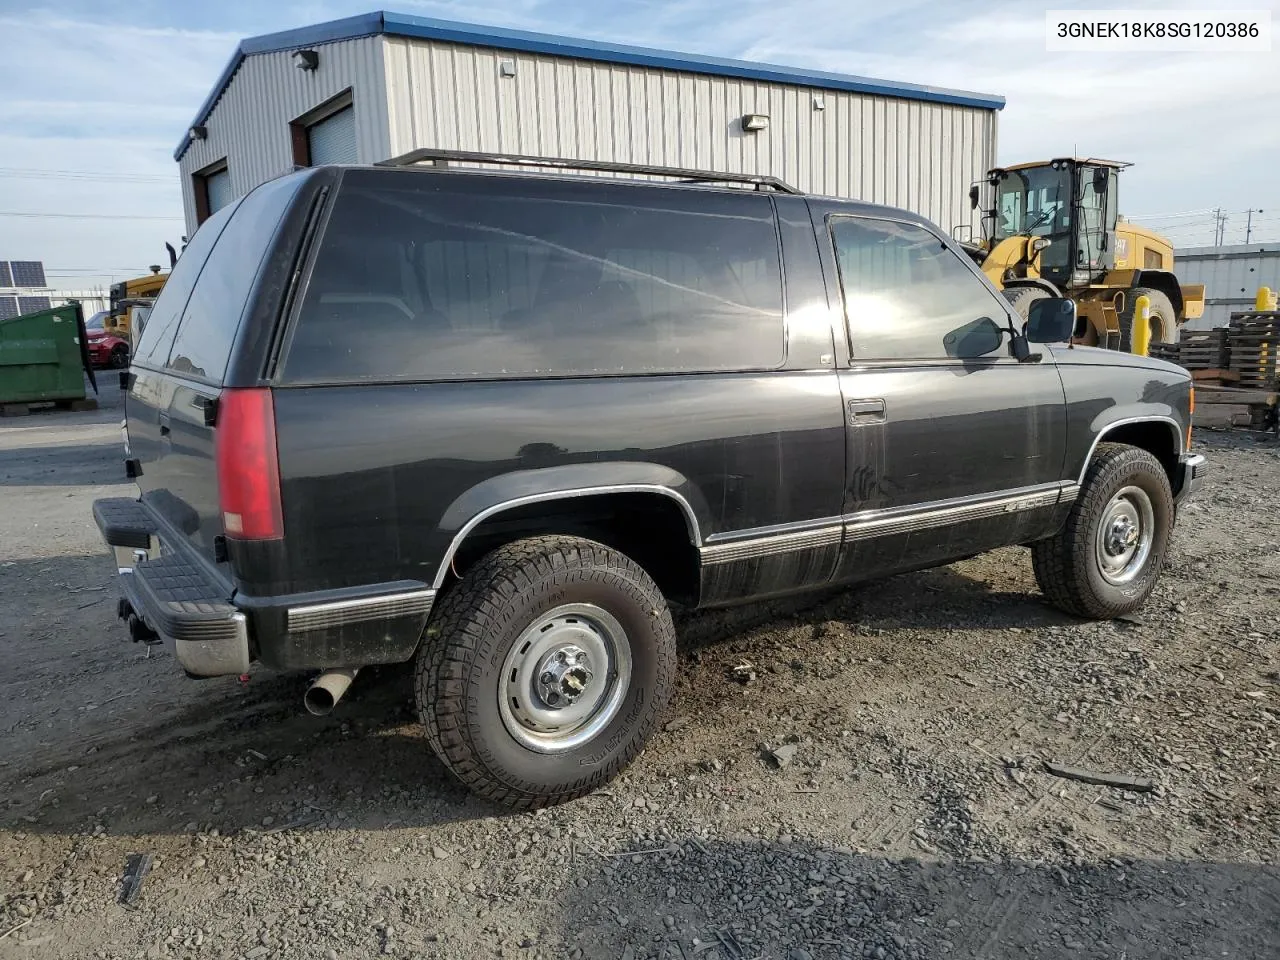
1176, 453, 1207, 503
93, 497, 435, 677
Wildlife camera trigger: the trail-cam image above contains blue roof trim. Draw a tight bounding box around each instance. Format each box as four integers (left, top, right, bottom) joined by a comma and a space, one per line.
175, 9, 1004, 161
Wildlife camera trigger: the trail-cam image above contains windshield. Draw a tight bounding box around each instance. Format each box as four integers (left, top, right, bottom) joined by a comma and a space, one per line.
992, 165, 1071, 241
86, 310, 107, 331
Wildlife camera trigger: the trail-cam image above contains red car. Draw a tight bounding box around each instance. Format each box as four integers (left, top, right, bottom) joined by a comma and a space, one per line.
85, 311, 130, 369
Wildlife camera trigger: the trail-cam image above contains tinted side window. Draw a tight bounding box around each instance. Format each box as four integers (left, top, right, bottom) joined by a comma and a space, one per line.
831, 217, 1011, 361
131, 202, 237, 367
166, 175, 303, 382
283, 172, 784, 381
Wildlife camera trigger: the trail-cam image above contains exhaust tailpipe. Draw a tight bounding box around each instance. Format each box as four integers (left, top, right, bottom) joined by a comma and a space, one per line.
304, 668, 359, 716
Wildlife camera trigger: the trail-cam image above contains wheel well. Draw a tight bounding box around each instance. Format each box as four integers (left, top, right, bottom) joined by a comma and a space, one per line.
445, 492, 700, 605
1133, 271, 1183, 318
1094, 421, 1180, 487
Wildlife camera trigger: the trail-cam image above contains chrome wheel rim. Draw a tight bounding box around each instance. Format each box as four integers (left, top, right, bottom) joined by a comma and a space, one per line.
498, 603, 632, 754
1095, 485, 1155, 585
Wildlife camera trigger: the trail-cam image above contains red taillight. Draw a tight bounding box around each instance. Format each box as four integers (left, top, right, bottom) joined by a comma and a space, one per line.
215, 388, 283, 540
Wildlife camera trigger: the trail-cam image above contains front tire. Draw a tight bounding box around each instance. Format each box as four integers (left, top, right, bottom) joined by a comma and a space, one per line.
109, 345, 130, 369
417, 536, 675, 808
1031, 444, 1174, 618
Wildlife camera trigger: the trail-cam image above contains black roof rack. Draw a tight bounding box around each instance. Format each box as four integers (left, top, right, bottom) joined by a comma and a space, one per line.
376, 148, 800, 194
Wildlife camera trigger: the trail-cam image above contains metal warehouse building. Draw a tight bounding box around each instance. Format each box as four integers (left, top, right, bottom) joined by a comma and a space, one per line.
1174, 244, 1280, 331
176, 11, 1004, 237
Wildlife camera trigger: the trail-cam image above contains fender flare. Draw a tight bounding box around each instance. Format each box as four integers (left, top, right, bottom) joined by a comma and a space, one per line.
1076, 414, 1184, 487
432, 462, 710, 590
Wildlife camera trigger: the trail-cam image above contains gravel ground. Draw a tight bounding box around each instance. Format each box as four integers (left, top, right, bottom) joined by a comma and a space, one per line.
1, 386, 1277, 959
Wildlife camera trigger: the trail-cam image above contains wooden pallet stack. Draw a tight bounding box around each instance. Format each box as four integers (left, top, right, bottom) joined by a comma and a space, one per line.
1148, 342, 1181, 365
1227, 311, 1280, 389
1176, 328, 1233, 381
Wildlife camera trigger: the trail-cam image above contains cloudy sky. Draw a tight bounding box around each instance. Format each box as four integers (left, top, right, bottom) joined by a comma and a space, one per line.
1, 0, 1277, 291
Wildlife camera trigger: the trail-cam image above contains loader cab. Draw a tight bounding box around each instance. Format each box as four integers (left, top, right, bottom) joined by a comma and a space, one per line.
985, 158, 1123, 291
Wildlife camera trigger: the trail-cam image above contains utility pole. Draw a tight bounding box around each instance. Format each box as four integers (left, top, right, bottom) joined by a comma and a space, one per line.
1213, 208, 1228, 247
1245, 208, 1263, 244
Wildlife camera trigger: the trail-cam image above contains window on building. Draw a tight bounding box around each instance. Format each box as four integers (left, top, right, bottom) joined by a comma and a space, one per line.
283, 172, 785, 382
193, 160, 232, 225
830, 216, 1011, 361
290, 91, 356, 167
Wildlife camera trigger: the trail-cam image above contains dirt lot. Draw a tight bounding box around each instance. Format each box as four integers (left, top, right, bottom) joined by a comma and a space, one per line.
1, 385, 1277, 960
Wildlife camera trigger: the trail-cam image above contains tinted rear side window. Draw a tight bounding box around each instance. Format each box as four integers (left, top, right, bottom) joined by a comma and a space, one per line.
283, 171, 784, 382
166, 175, 304, 383
131, 201, 237, 368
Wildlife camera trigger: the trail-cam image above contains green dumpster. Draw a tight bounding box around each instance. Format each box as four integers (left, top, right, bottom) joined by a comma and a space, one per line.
0, 302, 96, 406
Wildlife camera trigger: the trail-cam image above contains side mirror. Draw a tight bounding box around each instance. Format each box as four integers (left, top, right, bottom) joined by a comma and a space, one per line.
943, 316, 1004, 359
968, 184, 980, 210
1026, 297, 1077, 343
1092, 167, 1109, 194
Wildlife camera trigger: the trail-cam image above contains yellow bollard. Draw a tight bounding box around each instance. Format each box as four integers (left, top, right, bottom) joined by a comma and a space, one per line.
1132, 294, 1152, 356
1256, 286, 1278, 311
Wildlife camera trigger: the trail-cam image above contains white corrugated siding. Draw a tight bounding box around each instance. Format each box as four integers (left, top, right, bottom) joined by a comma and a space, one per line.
381, 37, 997, 234
1175, 244, 1280, 331
178, 36, 389, 235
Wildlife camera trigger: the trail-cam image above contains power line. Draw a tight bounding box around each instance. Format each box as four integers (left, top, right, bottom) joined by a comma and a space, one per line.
0, 211, 183, 221
0, 167, 172, 184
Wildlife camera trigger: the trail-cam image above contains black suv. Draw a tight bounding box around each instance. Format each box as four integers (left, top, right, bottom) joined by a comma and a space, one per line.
94, 150, 1205, 808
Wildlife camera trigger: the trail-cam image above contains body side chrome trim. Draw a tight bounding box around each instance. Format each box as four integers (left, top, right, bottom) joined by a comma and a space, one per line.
700, 522, 843, 565
432, 484, 703, 590
843, 484, 1073, 541
698, 482, 1078, 565
287, 589, 437, 633
1077, 416, 1184, 487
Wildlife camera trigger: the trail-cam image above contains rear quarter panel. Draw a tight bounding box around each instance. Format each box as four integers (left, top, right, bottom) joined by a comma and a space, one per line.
261, 373, 846, 597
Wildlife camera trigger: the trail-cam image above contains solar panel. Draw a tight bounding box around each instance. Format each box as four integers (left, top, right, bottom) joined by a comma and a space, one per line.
17, 296, 51, 315
0, 296, 19, 320
0, 262, 12, 287
9, 261, 47, 288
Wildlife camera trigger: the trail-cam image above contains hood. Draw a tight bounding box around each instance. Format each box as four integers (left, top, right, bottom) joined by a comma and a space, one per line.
1045, 343, 1188, 377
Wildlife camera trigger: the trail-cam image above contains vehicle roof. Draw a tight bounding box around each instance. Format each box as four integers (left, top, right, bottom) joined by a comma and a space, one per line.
175, 10, 1005, 160
320, 163, 936, 228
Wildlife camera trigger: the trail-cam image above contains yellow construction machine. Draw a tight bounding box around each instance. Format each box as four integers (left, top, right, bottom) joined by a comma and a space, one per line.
963, 158, 1204, 351
106, 267, 167, 337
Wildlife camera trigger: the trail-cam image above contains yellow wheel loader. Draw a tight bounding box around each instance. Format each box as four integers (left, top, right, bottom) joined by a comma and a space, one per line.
962, 158, 1204, 351
104, 243, 177, 338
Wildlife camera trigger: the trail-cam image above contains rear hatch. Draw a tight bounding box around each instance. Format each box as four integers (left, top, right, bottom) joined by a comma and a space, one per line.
125, 175, 305, 566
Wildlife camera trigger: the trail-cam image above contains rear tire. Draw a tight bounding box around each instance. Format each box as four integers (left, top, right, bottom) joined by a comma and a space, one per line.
1003, 286, 1051, 320
417, 535, 675, 808
1031, 444, 1174, 619
1119, 288, 1177, 352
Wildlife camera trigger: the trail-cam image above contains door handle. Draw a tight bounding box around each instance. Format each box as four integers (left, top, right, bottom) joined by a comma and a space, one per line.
158, 412, 171, 437
847, 398, 886, 424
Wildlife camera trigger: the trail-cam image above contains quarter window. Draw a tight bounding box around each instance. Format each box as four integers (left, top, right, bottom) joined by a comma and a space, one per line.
283, 172, 785, 382
830, 217, 1011, 361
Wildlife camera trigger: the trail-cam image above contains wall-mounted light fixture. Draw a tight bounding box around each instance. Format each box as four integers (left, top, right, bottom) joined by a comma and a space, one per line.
812, 95, 826, 111
293, 49, 320, 71
742, 113, 770, 132
499, 59, 517, 78
189, 125, 208, 141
